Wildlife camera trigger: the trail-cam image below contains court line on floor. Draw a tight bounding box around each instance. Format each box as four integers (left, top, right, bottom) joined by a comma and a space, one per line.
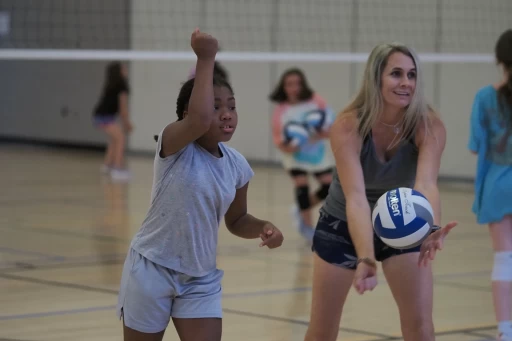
221, 308, 394, 339
0, 271, 311, 300
0, 303, 393, 340
0, 273, 118, 295
0, 219, 491, 276
0, 305, 116, 321
0, 221, 489, 245
0, 258, 125, 272
0, 266, 491, 303
0, 225, 130, 244
0, 293, 497, 341
0, 246, 313, 274
375, 323, 497, 340
0, 247, 65, 261
366, 336, 493, 341
223, 286, 312, 298
465, 330, 497, 339
434, 279, 491, 292
365, 328, 497, 341
0, 252, 127, 271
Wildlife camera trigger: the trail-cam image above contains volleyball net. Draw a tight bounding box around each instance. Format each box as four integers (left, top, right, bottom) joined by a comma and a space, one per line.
0, 0, 510, 63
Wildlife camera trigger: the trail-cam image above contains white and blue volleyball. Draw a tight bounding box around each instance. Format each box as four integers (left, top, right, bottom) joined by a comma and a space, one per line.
304, 107, 334, 135
372, 187, 434, 249
283, 121, 310, 147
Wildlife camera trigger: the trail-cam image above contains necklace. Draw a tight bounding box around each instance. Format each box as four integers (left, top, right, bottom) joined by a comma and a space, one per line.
379, 120, 401, 134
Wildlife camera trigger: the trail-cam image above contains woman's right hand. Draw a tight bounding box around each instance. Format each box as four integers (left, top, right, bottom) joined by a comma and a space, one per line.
190, 28, 218, 61
353, 258, 378, 294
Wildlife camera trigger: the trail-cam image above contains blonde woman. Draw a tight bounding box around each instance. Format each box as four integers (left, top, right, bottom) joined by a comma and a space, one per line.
304, 43, 457, 341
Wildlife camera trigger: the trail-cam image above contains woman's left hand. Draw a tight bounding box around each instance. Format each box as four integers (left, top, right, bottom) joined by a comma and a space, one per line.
418, 221, 458, 267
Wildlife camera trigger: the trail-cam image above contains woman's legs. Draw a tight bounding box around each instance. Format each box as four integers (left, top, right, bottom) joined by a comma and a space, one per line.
305, 212, 359, 341
304, 253, 354, 341
382, 252, 434, 341
488, 215, 512, 340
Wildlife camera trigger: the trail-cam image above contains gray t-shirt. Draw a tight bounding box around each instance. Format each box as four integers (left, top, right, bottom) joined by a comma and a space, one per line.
130, 131, 254, 277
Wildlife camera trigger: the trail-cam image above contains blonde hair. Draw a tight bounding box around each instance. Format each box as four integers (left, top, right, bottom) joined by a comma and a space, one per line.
341, 42, 438, 147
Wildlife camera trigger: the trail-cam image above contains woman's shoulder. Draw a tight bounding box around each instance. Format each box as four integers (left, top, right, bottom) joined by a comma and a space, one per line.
330, 110, 361, 140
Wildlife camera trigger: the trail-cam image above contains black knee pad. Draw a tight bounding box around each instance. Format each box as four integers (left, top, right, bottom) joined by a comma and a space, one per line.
295, 185, 311, 210
315, 183, 330, 200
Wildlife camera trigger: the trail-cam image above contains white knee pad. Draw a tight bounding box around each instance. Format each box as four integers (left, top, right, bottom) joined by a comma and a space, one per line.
491, 252, 512, 281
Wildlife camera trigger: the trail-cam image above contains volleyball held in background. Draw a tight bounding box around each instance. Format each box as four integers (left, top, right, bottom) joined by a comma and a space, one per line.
0, 0, 510, 62
372, 188, 435, 249
282, 104, 334, 148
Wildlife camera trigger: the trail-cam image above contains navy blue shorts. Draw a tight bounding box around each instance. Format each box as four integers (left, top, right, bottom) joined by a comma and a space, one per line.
93, 114, 117, 126
312, 209, 422, 270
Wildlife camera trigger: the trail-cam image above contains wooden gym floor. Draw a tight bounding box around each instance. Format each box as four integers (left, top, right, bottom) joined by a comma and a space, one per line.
0, 143, 498, 341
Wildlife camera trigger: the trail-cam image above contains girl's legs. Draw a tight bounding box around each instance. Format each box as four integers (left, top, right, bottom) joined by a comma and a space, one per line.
289, 170, 313, 226
123, 318, 222, 341
488, 215, 512, 340
102, 137, 115, 171
289, 170, 315, 241
100, 122, 126, 170
172, 318, 222, 341
98, 122, 130, 180
312, 168, 333, 206
289, 168, 333, 241
123, 324, 165, 341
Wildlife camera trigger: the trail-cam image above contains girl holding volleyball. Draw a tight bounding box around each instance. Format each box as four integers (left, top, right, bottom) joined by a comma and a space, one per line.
468, 29, 512, 341
269, 68, 335, 242
303, 43, 457, 341
116, 28, 283, 341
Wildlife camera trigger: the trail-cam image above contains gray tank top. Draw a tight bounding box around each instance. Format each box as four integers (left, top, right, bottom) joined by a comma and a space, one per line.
322, 132, 419, 221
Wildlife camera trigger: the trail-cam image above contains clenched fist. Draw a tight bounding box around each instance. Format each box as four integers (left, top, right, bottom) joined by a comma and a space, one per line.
191, 28, 218, 61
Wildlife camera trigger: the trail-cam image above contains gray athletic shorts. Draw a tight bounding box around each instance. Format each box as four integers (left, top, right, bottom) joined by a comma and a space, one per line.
116, 248, 224, 333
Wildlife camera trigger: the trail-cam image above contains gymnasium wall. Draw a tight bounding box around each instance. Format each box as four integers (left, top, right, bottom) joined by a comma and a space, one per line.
128, 0, 509, 179
0, 0, 131, 146
0, 1, 510, 180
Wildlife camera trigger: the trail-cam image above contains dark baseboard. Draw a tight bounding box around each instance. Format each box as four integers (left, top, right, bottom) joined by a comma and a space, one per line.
0, 135, 106, 152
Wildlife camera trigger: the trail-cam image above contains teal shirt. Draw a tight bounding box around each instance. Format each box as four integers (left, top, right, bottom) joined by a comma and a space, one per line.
468, 84, 512, 224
